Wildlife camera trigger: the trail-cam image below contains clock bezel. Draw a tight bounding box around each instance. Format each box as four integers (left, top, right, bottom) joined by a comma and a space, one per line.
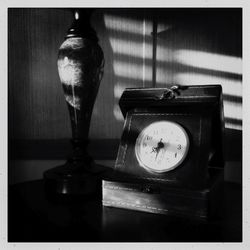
135, 120, 190, 174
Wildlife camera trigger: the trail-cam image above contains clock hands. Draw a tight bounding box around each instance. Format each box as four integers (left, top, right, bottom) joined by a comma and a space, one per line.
151, 138, 165, 160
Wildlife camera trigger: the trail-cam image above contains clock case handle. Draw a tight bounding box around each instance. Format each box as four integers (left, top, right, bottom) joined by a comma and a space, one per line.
155, 85, 181, 100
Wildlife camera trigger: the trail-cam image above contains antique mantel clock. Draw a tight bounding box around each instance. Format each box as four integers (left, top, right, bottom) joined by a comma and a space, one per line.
103, 85, 224, 219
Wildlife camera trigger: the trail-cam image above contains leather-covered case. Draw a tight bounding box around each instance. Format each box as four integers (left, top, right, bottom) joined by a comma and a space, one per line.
102, 168, 223, 220
102, 85, 224, 219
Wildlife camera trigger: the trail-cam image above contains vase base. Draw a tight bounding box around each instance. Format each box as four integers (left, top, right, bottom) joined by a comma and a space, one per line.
43, 161, 107, 198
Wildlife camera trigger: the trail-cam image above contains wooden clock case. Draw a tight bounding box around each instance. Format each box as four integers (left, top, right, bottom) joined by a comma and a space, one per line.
103, 85, 224, 220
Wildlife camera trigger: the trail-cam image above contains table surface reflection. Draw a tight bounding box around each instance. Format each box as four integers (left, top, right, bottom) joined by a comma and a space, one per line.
8, 179, 242, 242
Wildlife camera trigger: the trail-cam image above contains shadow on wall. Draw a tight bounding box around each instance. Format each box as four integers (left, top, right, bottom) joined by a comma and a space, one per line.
154, 9, 242, 163
155, 9, 242, 131
90, 9, 155, 139
95, 8, 242, 161
8, 9, 74, 140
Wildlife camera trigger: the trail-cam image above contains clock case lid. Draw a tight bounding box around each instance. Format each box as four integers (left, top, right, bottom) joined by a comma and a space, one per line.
119, 84, 225, 170
119, 85, 222, 116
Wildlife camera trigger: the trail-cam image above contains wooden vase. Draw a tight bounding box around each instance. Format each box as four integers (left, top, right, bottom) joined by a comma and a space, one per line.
44, 9, 104, 196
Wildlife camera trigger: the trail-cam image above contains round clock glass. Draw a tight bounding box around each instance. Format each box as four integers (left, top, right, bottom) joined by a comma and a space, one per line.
135, 121, 189, 173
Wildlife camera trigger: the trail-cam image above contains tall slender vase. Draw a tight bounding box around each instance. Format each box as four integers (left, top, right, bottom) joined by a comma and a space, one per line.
44, 9, 104, 196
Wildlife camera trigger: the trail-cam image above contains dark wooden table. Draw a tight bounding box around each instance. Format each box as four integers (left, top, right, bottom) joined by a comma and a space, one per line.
8, 179, 242, 242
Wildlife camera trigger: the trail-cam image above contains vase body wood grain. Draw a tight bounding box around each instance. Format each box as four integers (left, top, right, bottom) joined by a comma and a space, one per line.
58, 37, 104, 141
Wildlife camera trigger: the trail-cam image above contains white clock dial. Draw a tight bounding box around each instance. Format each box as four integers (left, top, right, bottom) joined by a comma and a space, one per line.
135, 121, 189, 173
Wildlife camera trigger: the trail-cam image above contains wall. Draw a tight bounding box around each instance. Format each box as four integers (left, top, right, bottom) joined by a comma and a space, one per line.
8, 8, 242, 183
9, 9, 72, 139
8, 8, 153, 140
155, 9, 242, 131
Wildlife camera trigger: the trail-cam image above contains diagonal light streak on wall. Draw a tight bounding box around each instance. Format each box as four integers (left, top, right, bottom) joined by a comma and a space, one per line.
175, 50, 242, 75
109, 37, 173, 62
224, 100, 242, 120
104, 14, 149, 36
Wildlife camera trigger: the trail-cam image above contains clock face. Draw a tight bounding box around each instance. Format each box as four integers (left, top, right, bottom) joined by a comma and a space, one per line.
135, 121, 189, 173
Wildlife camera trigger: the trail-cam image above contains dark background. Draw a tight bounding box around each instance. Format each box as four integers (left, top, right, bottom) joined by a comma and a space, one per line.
8, 8, 242, 184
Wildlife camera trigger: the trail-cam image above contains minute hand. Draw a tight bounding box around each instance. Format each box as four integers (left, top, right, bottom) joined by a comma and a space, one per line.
155, 148, 161, 160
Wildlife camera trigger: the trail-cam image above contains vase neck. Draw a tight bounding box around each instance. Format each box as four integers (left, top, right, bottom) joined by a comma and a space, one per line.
66, 8, 98, 42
